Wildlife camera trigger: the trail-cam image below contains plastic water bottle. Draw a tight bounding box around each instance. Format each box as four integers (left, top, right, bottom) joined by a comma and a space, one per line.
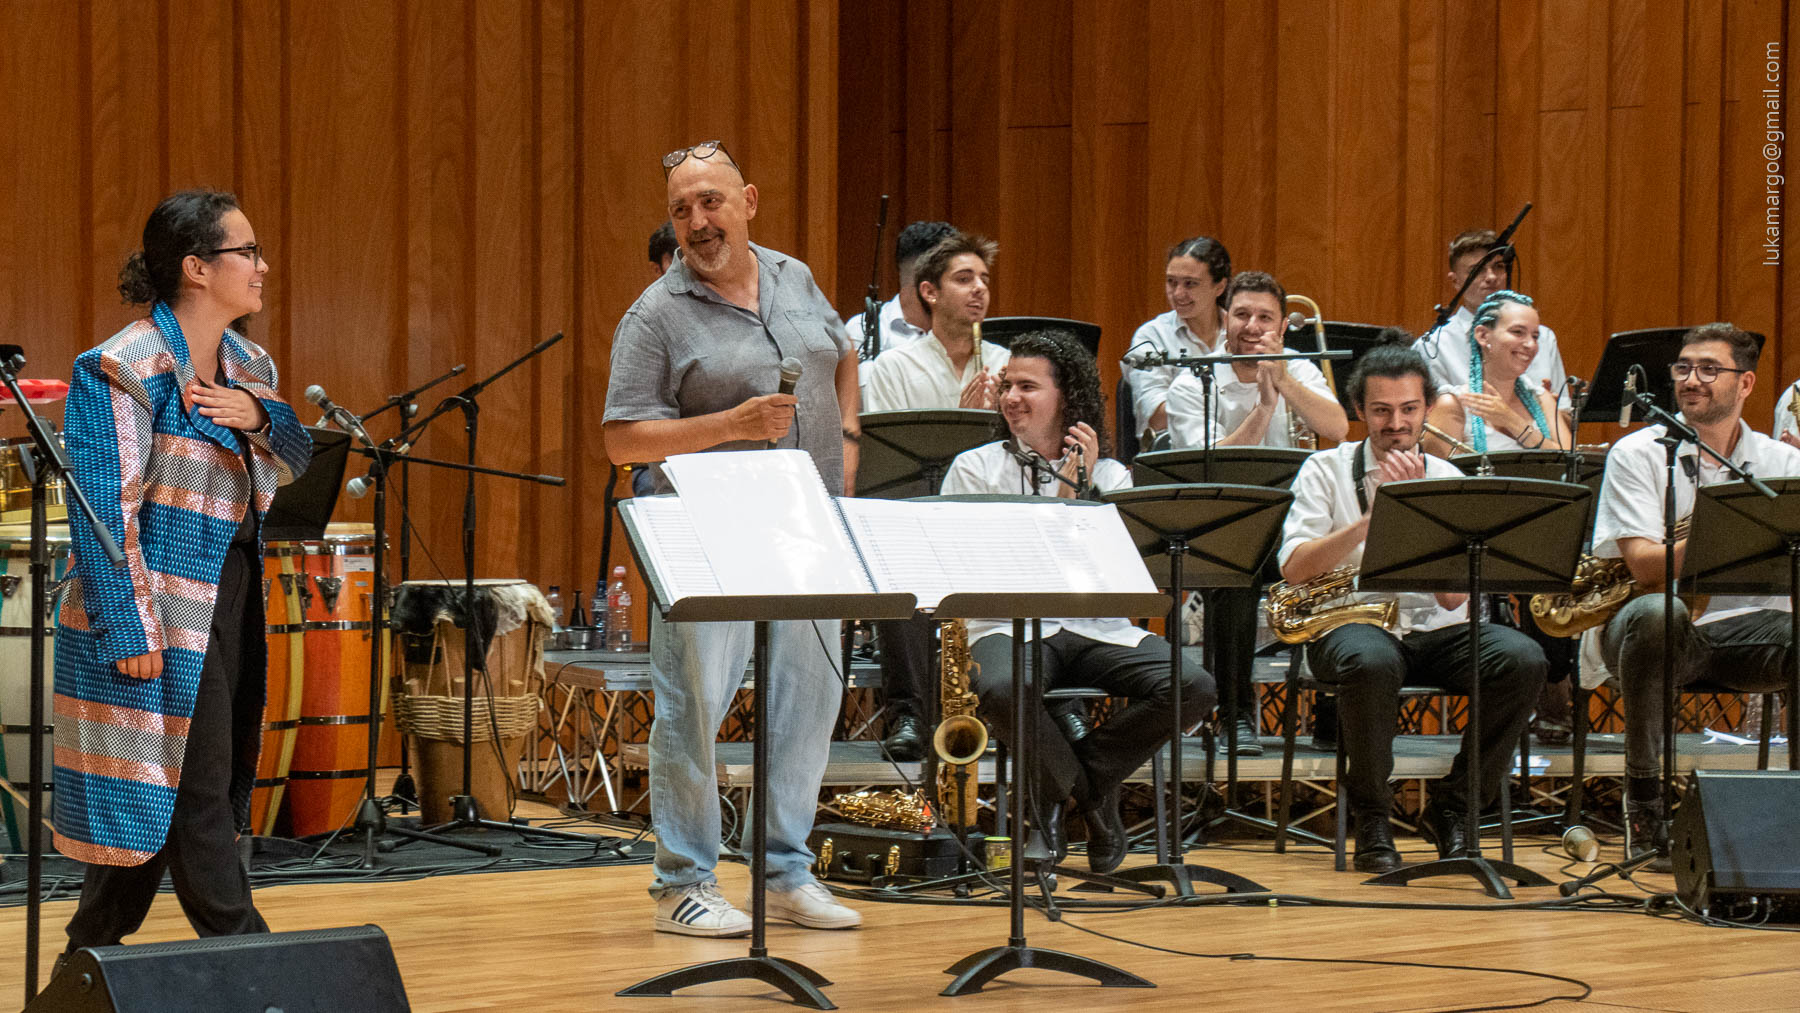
591, 579, 608, 650
545, 584, 567, 649
606, 566, 632, 651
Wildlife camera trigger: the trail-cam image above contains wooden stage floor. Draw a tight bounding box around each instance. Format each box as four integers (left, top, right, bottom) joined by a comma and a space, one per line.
5, 809, 1796, 1012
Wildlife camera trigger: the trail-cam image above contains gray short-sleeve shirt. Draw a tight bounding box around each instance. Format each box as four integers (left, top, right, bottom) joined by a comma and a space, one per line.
605, 242, 850, 493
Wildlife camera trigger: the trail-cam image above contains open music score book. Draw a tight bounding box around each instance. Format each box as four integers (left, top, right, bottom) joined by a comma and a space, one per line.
624, 449, 1156, 612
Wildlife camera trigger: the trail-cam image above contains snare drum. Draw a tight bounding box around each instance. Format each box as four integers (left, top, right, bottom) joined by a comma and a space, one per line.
275, 525, 384, 837
0, 522, 69, 851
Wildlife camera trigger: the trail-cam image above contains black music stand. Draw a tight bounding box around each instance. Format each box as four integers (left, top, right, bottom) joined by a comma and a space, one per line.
1683, 478, 1800, 769
936, 587, 1166, 998
856, 410, 997, 499
1122, 449, 1324, 844
1098, 484, 1293, 892
260, 426, 349, 540
615, 503, 915, 1011
1131, 447, 1314, 489
1357, 477, 1589, 898
977, 317, 1102, 358
1323, 322, 1398, 420
1580, 328, 1767, 425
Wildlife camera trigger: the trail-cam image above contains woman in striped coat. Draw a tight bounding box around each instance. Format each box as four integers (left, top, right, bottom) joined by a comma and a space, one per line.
55, 190, 311, 953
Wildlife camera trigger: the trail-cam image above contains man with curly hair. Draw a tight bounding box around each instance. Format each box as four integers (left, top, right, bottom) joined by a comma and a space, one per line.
940, 330, 1215, 874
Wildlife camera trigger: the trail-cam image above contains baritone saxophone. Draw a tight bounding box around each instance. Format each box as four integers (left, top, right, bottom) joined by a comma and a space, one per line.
1264, 565, 1399, 644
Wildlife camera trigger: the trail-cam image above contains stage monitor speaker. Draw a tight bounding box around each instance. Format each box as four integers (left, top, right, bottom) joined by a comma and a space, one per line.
1672, 769, 1800, 921
26, 924, 409, 1012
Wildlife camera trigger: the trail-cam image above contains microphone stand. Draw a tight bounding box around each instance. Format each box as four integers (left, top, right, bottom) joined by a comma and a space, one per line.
1559, 373, 1777, 895
860, 194, 889, 362
1, 345, 124, 1006
382, 333, 602, 849
1418, 203, 1532, 357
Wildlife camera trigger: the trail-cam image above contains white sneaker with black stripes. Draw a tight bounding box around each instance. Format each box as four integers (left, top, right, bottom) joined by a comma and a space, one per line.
654, 881, 751, 937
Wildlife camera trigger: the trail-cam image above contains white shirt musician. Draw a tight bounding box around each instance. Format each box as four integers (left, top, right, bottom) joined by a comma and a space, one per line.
863, 231, 1009, 413
1421, 290, 1572, 458
1277, 344, 1546, 875
1413, 229, 1570, 411
1776, 379, 1798, 447
1164, 271, 1348, 452
939, 328, 1214, 875
1122, 237, 1231, 446
1585, 323, 1800, 868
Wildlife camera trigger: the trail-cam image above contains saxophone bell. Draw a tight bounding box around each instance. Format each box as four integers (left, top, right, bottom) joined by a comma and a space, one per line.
932, 714, 988, 767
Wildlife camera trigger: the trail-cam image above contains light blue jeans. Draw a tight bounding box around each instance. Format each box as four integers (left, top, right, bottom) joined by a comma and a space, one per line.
647, 610, 841, 896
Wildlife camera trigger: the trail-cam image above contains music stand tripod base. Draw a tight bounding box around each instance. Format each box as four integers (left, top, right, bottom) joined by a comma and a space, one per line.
620, 957, 836, 1010
942, 946, 1154, 996
1364, 855, 1553, 900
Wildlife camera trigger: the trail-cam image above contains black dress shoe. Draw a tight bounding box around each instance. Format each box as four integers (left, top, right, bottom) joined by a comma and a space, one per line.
882, 715, 925, 762
1080, 783, 1127, 874
1230, 715, 1264, 757
1353, 815, 1403, 874
1026, 802, 1069, 863
1424, 802, 1473, 860
1625, 798, 1671, 874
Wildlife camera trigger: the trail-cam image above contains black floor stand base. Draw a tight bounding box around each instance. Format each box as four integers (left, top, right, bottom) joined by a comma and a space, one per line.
1103, 859, 1267, 896
387, 793, 601, 853
357, 797, 501, 860
1364, 855, 1555, 900
619, 955, 836, 1010
941, 945, 1154, 996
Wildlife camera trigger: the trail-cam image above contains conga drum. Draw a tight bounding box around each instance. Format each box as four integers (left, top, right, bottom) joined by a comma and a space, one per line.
391, 579, 550, 824
281, 524, 383, 837
0, 522, 68, 851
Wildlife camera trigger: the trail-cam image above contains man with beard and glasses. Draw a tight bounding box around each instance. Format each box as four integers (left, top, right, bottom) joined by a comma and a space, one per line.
939, 329, 1215, 873
1278, 344, 1547, 874
603, 140, 864, 937
1584, 323, 1800, 871
1414, 229, 1570, 412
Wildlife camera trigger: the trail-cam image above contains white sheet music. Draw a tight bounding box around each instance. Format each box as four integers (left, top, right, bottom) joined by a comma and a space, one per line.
836, 498, 1154, 610
627, 496, 724, 600
662, 450, 874, 597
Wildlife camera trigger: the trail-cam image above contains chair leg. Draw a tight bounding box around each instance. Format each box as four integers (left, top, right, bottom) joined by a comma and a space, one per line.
1565, 686, 1590, 826
1274, 655, 1301, 854
1757, 693, 1775, 770
1333, 705, 1347, 873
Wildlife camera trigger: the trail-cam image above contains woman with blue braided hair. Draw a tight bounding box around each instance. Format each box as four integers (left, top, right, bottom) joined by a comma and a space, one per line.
1421, 289, 1571, 458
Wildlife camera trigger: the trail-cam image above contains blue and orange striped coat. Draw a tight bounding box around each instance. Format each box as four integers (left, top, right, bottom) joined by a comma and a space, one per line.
54, 305, 311, 866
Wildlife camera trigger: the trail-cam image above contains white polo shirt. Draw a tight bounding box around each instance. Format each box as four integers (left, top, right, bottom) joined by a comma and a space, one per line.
1165, 357, 1334, 450
1777, 381, 1798, 439
1121, 310, 1224, 439
1579, 419, 1800, 687
1277, 440, 1470, 635
1414, 305, 1571, 412
939, 439, 1145, 647
863, 334, 1010, 413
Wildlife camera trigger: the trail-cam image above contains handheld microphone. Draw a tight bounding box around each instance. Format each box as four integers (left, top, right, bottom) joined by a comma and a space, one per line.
304, 384, 374, 447
1618, 368, 1637, 428
768, 357, 803, 449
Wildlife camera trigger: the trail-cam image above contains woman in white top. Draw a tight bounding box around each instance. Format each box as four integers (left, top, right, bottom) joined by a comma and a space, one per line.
1120, 237, 1231, 446
1422, 290, 1571, 458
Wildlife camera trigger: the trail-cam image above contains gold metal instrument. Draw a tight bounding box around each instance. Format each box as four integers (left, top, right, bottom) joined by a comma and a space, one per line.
1422, 421, 1477, 457
829, 788, 935, 834
1265, 565, 1400, 644
1528, 516, 1708, 637
934, 617, 989, 829
1284, 294, 1333, 449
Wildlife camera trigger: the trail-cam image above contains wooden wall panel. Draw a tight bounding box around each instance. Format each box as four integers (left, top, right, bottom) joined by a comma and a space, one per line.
4, 0, 837, 629
834, 0, 1796, 453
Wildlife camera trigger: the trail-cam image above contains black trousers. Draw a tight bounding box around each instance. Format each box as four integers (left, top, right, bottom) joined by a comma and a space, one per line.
65, 542, 269, 950
1306, 621, 1546, 818
1601, 597, 1794, 782
970, 629, 1216, 808
1206, 587, 1261, 725
875, 614, 936, 723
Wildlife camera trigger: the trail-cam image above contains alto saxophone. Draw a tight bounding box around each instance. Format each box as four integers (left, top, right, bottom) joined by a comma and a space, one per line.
1265, 565, 1399, 644
934, 618, 989, 829
1528, 517, 1707, 637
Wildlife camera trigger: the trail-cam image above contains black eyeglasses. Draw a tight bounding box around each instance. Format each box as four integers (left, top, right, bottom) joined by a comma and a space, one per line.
1669, 361, 1748, 383
209, 242, 265, 264
661, 140, 738, 177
